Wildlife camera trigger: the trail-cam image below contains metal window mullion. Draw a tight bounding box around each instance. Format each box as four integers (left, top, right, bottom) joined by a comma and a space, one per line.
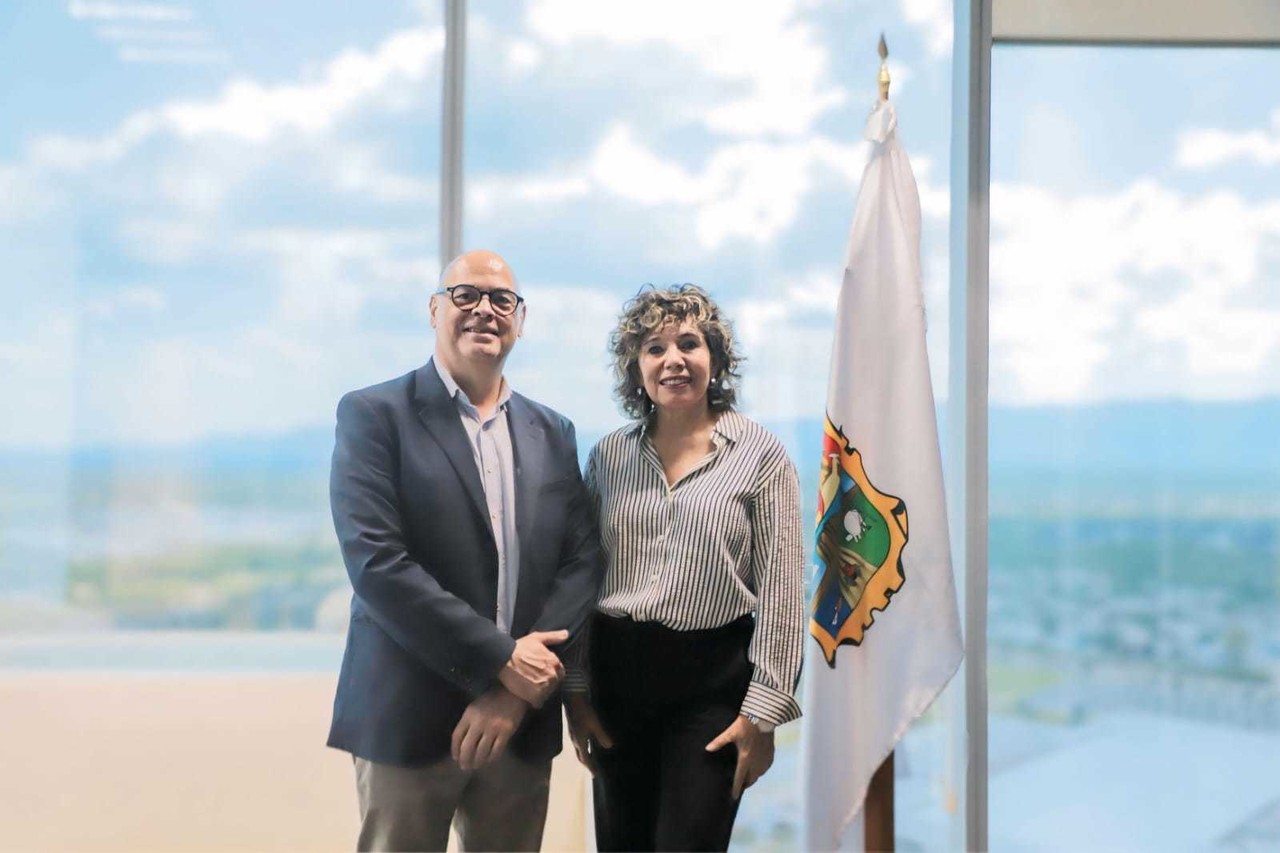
440, 0, 466, 272
950, 0, 992, 850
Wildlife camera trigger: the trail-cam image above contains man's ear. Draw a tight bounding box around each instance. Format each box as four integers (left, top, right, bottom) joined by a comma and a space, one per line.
428, 295, 438, 328
516, 303, 527, 338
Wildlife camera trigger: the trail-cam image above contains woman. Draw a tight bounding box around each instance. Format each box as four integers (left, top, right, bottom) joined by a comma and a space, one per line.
566, 284, 805, 852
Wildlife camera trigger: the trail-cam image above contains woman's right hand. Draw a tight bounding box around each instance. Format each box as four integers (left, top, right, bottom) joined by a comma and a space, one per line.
565, 693, 614, 774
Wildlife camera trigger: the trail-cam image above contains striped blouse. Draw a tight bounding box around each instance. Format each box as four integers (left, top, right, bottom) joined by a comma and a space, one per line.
575, 411, 805, 727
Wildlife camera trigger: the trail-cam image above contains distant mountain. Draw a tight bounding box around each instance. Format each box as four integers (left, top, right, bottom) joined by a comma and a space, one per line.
1, 398, 1276, 477
0, 427, 336, 472
985, 398, 1280, 475
766, 398, 1280, 477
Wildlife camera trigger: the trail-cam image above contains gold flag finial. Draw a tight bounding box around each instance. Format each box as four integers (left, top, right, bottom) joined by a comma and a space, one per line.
877, 33, 890, 101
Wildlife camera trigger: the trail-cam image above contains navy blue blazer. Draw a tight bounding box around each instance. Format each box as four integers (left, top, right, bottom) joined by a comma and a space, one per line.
326, 360, 602, 766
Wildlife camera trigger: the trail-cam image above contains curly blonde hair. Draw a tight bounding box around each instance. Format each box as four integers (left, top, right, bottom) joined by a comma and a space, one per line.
609, 284, 742, 419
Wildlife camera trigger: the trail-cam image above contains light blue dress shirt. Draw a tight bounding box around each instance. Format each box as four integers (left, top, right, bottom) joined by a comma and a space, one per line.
433, 359, 520, 634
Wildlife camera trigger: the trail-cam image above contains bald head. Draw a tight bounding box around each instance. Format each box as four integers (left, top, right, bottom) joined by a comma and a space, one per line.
440, 249, 517, 291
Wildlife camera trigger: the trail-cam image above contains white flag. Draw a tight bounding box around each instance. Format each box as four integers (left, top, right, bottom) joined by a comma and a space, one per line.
801, 99, 963, 851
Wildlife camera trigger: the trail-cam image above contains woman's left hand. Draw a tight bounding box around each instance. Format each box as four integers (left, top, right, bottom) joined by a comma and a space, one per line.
705, 715, 775, 799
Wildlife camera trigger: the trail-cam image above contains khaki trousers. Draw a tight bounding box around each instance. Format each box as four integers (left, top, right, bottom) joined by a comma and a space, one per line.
354, 752, 552, 852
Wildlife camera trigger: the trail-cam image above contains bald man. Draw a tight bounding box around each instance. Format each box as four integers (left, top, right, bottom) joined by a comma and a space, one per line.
327, 250, 602, 851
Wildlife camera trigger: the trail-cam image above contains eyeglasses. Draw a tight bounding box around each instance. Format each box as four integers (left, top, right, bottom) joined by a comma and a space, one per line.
434, 284, 525, 317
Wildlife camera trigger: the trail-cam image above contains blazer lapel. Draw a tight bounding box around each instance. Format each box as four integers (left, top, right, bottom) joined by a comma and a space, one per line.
507, 393, 546, 629
412, 361, 492, 536
507, 393, 545, 550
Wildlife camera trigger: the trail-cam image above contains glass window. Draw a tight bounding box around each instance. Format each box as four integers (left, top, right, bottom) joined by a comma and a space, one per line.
463, 2, 960, 849
989, 45, 1280, 851
0, 2, 441, 846
1, 0, 441, 651
2, 1, 965, 848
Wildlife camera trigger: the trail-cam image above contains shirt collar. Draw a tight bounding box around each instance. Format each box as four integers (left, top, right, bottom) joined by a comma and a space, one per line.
431, 358, 512, 412
712, 411, 744, 445
627, 410, 743, 446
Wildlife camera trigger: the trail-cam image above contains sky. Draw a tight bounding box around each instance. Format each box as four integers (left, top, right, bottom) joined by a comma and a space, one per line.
1, 1, 1278, 450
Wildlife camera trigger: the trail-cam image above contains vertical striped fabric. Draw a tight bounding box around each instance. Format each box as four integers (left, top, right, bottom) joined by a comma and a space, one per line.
581, 411, 805, 727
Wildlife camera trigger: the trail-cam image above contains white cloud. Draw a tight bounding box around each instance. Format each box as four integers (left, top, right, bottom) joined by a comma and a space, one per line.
84, 285, 166, 319
899, 0, 952, 58
913, 155, 950, 221
163, 28, 443, 143
78, 5, 226, 66
732, 249, 952, 419
81, 298, 434, 445
694, 140, 845, 247
731, 272, 839, 421
237, 226, 427, 263
884, 59, 915, 100
1176, 109, 1280, 169
87, 320, 430, 445
24, 25, 445, 169
90, 144, 271, 263
236, 226, 433, 325
242, 326, 323, 369
67, 1, 192, 22
75, 225, 440, 445
1138, 289, 1280, 379
470, 174, 591, 220
150, 145, 257, 214
94, 25, 208, 42
526, 0, 845, 137
118, 219, 208, 265
510, 267, 945, 433
989, 180, 1280, 404
0, 315, 76, 449
506, 284, 620, 430
0, 25, 451, 453
582, 124, 866, 249
29, 112, 162, 171
117, 46, 229, 64
588, 125, 705, 205
466, 124, 870, 249
506, 40, 543, 74
330, 145, 438, 202
0, 165, 56, 224
1, 6, 955, 448
365, 256, 440, 290
104, 337, 238, 443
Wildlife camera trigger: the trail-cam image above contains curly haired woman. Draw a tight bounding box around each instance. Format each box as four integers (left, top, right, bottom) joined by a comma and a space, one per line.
565, 284, 805, 852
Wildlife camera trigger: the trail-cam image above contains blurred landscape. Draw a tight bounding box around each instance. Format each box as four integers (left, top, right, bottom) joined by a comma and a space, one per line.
0, 398, 1276, 849
3, 398, 1275, 639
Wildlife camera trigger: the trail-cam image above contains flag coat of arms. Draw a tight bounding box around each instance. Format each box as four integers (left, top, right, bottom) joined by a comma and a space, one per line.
801, 99, 963, 851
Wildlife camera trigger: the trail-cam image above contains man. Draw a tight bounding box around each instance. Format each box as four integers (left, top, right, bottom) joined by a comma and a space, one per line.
327, 249, 602, 852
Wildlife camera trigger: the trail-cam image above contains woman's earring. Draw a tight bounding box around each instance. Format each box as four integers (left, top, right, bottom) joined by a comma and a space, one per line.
636, 384, 655, 414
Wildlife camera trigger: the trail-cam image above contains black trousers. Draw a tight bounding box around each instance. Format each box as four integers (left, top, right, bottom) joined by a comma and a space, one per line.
589, 612, 754, 852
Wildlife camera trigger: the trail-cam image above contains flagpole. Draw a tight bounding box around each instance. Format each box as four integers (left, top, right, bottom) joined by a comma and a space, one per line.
861, 37, 897, 853
865, 752, 895, 851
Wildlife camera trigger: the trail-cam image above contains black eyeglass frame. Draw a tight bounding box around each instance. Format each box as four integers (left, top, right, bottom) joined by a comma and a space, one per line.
433, 284, 525, 316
